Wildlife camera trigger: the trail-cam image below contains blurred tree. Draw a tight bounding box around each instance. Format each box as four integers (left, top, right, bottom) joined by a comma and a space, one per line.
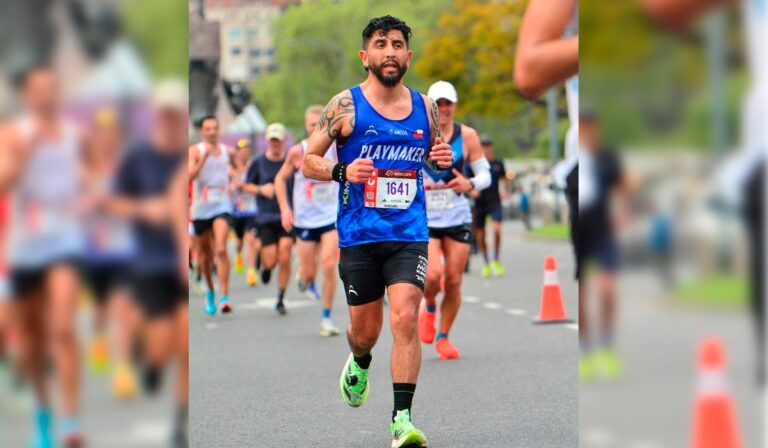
122, 0, 188, 79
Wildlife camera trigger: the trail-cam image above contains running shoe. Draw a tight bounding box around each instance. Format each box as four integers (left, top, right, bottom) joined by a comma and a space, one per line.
491, 260, 505, 276
435, 338, 460, 360
60, 417, 84, 448
219, 296, 232, 314
204, 290, 217, 315
390, 409, 428, 448
261, 268, 272, 285
339, 353, 369, 407
275, 300, 287, 316
595, 348, 623, 379
31, 408, 53, 448
234, 254, 244, 274
417, 301, 436, 344
306, 282, 321, 301
579, 353, 596, 383
480, 264, 492, 278
88, 333, 110, 375
246, 268, 259, 287
112, 362, 137, 401
320, 318, 340, 337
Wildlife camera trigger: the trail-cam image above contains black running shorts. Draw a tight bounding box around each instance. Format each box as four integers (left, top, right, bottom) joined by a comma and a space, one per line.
338, 242, 428, 306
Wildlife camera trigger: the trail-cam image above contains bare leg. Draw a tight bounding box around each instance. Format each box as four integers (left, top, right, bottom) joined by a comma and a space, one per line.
388, 283, 422, 383
423, 238, 443, 308
438, 237, 470, 335
347, 298, 384, 357
47, 264, 81, 416
212, 218, 231, 296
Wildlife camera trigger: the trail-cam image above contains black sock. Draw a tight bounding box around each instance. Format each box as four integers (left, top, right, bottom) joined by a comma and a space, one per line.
277, 289, 285, 303
392, 383, 416, 422
353, 352, 372, 369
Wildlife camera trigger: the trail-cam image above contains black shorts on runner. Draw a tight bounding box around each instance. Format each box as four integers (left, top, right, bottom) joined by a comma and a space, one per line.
231, 216, 257, 239
86, 263, 132, 304
10, 257, 82, 298
473, 201, 503, 228
257, 221, 293, 246
294, 223, 336, 242
428, 224, 473, 244
131, 273, 187, 319
339, 242, 428, 306
192, 213, 232, 236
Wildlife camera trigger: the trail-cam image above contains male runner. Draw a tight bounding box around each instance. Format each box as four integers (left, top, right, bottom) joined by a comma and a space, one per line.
0, 65, 86, 448
243, 123, 293, 315
469, 136, 508, 278
275, 105, 340, 336
188, 115, 234, 315
230, 138, 261, 287
111, 79, 189, 447
301, 16, 452, 447
417, 80, 490, 360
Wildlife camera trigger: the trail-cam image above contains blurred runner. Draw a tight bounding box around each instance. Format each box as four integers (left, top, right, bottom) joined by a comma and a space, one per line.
110, 79, 189, 448
81, 107, 140, 400
418, 80, 490, 360
275, 105, 340, 335
188, 115, 234, 315
576, 111, 628, 382
469, 135, 509, 278
230, 139, 261, 287
0, 65, 86, 448
301, 16, 452, 447
245, 123, 293, 315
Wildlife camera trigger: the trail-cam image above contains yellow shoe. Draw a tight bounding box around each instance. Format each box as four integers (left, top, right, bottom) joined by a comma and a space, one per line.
88, 334, 110, 375
234, 254, 244, 274
595, 349, 623, 379
246, 268, 259, 287
579, 353, 596, 383
112, 363, 137, 401
480, 264, 491, 278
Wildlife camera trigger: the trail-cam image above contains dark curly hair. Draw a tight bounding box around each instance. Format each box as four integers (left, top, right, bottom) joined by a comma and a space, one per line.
362, 15, 412, 49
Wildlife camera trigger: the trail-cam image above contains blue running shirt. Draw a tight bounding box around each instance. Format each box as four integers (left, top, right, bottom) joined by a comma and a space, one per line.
336, 85, 431, 247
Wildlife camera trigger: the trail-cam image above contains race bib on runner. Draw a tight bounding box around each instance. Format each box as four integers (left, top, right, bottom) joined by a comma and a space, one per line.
25, 203, 77, 236
237, 194, 256, 212
364, 169, 417, 210
203, 186, 227, 203
311, 182, 335, 202
425, 187, 455, 211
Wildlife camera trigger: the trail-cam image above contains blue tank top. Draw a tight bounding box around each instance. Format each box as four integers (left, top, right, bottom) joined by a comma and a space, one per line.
336, 85, 430, 247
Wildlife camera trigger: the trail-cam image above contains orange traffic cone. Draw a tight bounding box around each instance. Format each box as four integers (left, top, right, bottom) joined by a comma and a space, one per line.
533, 255, 573, 324
691, 338, 742, 448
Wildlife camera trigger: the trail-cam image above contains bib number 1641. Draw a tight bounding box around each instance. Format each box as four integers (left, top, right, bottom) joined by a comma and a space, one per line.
364, 169, 417, 210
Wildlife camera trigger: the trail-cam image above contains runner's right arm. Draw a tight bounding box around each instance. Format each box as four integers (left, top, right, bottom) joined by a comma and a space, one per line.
188, 144, 208, 181
302, 90, 373, 184
0, 126, 31, 193
275, 145, 300, 231
514, 0, 579, 99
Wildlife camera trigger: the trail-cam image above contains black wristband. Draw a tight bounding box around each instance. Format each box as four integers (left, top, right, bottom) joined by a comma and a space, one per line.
332, 162, 347, 183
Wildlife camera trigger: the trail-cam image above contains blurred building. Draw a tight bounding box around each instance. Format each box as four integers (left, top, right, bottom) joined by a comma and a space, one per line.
204, 0, 299, 83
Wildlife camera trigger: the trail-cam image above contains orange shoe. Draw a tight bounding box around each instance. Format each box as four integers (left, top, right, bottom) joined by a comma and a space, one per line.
418, 301, 436, 344
435, 338, 461, 360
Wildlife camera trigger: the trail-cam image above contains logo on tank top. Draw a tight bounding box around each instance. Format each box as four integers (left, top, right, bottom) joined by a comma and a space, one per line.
365, 125, 378, 136
413, 129, 424, 139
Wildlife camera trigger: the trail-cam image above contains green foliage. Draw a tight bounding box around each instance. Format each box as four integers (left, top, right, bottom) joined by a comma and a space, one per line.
121, 0, 188, 79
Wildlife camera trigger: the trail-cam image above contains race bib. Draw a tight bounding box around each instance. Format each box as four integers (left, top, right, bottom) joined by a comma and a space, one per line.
425, 188, 455, 211
25, 203, 77, 235
364, 169, 417, 210
237, 194, 257, 212
203, 186, 227, 204
311, 182, 335, 202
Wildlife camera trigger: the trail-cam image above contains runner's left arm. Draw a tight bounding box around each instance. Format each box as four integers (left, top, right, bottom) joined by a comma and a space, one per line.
446, 126, 491, 193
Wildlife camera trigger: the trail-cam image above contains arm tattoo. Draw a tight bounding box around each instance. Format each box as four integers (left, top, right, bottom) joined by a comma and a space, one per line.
429, 98, 442, 147
314, 92, 355, 140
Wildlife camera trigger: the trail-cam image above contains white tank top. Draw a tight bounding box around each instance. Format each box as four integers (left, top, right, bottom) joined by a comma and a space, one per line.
423, 123, 472, 228
191, 142, 233, 220
8, 115, 84, 268
292, 140, 338, 229
231, 160, 258, 217
551, 3, 580, 188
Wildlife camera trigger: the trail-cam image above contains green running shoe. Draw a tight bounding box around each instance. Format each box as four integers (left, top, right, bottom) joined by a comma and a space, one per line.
390, 409, 428, 448
579, 353, 596, 383
491, 260, 505, 276
339, 353, 369, 407
595, 349, 623, 379
480, 264, 491, 278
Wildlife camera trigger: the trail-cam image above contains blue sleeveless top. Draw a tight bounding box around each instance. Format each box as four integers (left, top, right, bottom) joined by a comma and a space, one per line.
336, 85, 431, 247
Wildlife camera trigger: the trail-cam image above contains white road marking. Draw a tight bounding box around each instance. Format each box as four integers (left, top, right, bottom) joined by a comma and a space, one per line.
238, 298, 316, 311
464, 296, 481, 304
506, 308, 527, 316
483, 302, 502, 310
582, 428, 616, 447
101, 421, 170, 447
565, 323, 579, 331
205, 323, 217, 330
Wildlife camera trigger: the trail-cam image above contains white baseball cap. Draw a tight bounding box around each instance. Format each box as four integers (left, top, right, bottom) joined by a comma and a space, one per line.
150, 78, 188, 111
427, 80, 458, 103
265, 122, 286, 141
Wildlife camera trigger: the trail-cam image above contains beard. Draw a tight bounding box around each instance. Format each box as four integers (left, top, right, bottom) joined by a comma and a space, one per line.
369, 59, 407, 87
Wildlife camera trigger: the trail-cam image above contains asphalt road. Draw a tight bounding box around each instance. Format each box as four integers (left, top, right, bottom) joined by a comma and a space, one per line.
190, 221, 578, 447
